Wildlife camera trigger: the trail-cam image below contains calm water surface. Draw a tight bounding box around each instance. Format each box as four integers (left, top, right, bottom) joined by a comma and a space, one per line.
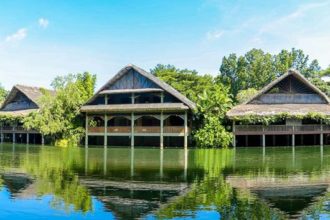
0, 144, 329, 219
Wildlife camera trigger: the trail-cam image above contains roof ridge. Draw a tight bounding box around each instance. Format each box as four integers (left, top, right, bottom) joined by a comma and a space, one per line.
84, 64, 196, 110
244, 69, 330, 104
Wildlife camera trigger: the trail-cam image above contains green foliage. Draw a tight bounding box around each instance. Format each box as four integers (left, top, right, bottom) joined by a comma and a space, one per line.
23, 72, 96, 145
194, 85, 233, 148
0, 83, 8, 104
151, 64, 214, 102
236, 88, 258, 104
217, 48, 321, 100
232, 112, 330, 125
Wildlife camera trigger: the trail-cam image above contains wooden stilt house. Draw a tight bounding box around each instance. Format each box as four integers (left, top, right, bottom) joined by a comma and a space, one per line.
0, 85, 53, 144
227, 69, 330, 147
81, 64, 196, 148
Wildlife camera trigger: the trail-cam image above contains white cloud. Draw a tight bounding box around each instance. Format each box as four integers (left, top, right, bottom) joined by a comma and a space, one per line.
38, 18, 49, 28
5, 28, 27, 42
206, 30, 224, 40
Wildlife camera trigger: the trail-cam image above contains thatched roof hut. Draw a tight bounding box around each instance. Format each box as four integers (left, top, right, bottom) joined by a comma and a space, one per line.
227, 69, 330, 119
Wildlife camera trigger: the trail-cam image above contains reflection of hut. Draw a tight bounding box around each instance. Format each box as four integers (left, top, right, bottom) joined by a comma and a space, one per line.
226, 175, 330, 219
81, 64, 196, 148
80, 178, 189, 219
0, 172, 34, 196
0, 85, 55, 144
227, 70, 330, 147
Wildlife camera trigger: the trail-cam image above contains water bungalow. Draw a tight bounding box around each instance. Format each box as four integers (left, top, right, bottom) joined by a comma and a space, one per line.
81, 64, 196, 148
227, 69, 330, 147
0, 85, 52, 144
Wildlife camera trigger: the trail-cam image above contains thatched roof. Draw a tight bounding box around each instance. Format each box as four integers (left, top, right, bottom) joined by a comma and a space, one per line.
1, 84, 55, 109
81, 103, 189, 113
227, 104, 330, 118
244, 69, 330, 104
0, 109, 36, 117
227, 70, 330, 119
85, 64, 196, 110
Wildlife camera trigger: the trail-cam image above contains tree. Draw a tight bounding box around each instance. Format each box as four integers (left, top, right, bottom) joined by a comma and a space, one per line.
217, 48, 322, 101
194, 84, 233, 148
217, 49, 276, 99
236, 88, 258, 104
151, 64, 214, 102
23, 72, 96, 146
274, 48, 320, 78
0, 83, 8, 104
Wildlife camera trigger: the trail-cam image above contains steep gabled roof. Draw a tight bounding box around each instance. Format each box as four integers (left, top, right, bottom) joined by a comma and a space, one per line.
227, 69, 330, 119
245, 69, 330, 104
1, 84, 55, 110
85, 64, 196, 110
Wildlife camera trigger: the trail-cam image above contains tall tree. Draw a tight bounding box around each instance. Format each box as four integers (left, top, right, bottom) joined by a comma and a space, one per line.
217, 48, 322, 101
23, 72, 96, 146
0, 83, 8, 104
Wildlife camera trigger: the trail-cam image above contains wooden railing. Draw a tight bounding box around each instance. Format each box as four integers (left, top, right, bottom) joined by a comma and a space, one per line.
88, 126, 186, 134
164, 126, 185, 134
108, 127, 131, 133
235, 124, 330, 135
135, 126, 160, 133
0, 126, 38, 133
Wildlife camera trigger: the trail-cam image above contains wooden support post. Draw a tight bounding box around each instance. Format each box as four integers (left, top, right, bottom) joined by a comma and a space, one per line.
320, 121, 323, 146
160, 112, 164, 149
292, 134, 295, 147
232, 121, 236, 148
41, 134, 45, 145
104, 114, 107, 148
131, 112, 134, 148
12, 127, 15, 144
262, 135, 266, 148
26, 133, 29, 145
85, 114, 88, 149
184, 111, 188, 149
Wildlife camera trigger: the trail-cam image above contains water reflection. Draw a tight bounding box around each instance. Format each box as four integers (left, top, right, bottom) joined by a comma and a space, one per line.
0, 145, 330, 219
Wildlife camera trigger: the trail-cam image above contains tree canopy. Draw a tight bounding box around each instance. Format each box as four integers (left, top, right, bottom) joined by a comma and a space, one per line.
23, 72, 96, 146
217, 48, 321, 100
0, 83, 8, 104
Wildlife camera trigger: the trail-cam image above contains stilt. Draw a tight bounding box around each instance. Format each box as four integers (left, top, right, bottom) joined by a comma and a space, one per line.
262, 134, 265, 148
232, 121, 236, 148
184, 148, 188, 181
320, 122, 324, 147
245, 135, 248, 147
104, 114, 107, 148
131, 112, 134, 148
85, 114, 89, 149
160, 112, 164, 149
41, 135, 45, 145
184, 111, 188, 149
292, 134, 295, 147
160, 149, 163, 180
130, 148, 134, 178
272, 135, 275, 146
26, 133, 29, 145
103, 146, 107, 176
85, 147, 88, 176
12, 125, 16, 143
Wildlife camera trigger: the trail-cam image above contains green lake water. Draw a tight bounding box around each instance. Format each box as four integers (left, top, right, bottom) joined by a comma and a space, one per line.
0, 144, 329, 219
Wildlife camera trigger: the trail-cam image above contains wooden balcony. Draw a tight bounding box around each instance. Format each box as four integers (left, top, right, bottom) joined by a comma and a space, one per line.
88, 126, 187, 134
0, 126, 38, 133
235, 124, 330, 135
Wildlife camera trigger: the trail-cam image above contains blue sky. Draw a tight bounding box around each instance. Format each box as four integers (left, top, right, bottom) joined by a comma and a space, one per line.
0, 0, 330, 90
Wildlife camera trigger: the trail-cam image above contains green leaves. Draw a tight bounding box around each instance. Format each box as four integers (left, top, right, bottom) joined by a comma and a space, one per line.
218, 48, 322, 102
23, 72, 96, 145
